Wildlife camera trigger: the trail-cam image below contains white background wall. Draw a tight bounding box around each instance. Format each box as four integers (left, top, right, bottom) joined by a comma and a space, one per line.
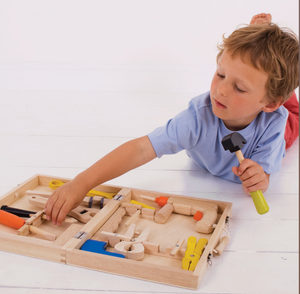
0, 0, 298, 94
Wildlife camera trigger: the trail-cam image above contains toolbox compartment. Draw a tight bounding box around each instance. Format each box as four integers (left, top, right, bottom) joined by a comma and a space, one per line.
0, 174, 232, 290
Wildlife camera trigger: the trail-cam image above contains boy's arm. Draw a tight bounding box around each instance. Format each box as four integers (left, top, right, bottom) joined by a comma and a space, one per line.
232, 159, 270, 195
45, 135, 157, 225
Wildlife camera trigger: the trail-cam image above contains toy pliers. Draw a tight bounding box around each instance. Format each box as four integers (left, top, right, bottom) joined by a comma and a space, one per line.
182, 236, 208, 271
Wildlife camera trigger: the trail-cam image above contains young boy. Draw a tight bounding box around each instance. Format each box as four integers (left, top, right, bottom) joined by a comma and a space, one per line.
250, 13, 299, 149
45, 14, 299, 226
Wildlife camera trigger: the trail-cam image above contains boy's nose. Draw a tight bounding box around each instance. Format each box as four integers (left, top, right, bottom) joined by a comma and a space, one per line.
217, 82, 228, 97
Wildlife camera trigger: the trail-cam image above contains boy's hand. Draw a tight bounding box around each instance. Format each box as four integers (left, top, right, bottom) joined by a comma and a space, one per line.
232, 159, 270, 195
44, 179, 88, 226
44, 136, 157, 226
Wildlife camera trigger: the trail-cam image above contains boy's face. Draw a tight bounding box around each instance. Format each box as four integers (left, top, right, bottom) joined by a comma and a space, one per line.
210, 50, 270, 131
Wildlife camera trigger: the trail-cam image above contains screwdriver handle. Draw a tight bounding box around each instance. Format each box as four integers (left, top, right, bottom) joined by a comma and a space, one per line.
235, 150, 269, 214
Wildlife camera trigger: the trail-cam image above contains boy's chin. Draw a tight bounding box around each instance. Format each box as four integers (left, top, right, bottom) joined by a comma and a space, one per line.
211, 106, 225, 119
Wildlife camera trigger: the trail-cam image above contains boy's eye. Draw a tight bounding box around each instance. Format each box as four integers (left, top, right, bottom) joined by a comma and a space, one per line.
235, 85, 246, 93
217, 73, 225, 78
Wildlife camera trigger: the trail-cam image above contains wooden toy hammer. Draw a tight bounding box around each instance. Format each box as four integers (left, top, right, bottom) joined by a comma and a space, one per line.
221, 132, 269, 214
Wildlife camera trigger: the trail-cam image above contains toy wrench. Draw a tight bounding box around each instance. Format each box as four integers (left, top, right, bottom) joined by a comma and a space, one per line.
28, 195, 99, 223
114, 226, 151, 260
101, 224, 150, 260
182, 236, 208, 271
49, 180, 116, 199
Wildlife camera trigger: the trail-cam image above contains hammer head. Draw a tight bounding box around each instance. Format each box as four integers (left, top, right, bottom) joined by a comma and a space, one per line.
221, 132, 247, 153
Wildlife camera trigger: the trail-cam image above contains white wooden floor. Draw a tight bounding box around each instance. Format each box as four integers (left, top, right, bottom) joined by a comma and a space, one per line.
0, 89, 298, 294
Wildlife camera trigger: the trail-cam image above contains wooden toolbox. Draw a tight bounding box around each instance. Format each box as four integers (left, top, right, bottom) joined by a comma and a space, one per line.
0, 174, 232, 290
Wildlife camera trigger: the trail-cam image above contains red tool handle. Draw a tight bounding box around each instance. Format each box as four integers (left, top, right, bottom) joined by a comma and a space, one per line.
0, 210, 25, 229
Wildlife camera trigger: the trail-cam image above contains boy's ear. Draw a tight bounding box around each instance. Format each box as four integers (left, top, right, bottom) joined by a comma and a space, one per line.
262, 97, 284, 113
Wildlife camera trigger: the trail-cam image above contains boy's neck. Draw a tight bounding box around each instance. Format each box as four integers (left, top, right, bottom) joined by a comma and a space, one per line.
222, 115, 259, 131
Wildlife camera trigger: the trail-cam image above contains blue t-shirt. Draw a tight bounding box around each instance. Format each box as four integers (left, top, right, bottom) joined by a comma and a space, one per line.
148, 91, 288, 183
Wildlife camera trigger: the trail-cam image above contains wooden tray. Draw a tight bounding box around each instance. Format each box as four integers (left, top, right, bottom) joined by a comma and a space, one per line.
0, 174, 232, 290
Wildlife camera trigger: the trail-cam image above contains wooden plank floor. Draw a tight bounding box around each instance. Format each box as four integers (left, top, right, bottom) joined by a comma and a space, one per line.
0, 89, 298, 294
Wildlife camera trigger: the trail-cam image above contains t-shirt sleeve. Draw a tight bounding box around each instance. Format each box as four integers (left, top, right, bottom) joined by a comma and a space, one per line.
248, 119, 286, 175
147, 101, 202, 158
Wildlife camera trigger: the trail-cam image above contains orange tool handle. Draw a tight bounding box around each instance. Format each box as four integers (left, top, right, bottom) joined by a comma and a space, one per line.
0, 210, 25, 229
155, 196, 169, 207
140, 195, 170, 207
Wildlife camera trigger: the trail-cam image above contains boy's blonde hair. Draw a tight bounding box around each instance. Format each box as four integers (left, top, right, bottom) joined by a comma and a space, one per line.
217, 23, 299, 103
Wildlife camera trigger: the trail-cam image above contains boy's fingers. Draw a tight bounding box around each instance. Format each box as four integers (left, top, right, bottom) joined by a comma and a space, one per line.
239, 168, 257, 182
243, 181, 264, 193
55, 202, 73, 226
242, 173, 267, 192
232, 166, 239, 176
50, 196, 67, 225
44, 192, 58, 220
237, 159, 254, 175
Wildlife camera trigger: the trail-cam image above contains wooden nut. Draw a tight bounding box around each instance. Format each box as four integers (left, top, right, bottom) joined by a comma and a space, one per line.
154, 203, 173, 224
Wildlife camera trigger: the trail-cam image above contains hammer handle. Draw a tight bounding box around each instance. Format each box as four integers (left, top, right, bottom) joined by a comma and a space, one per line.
235, 150, 245, 164
235, 151, 269, 214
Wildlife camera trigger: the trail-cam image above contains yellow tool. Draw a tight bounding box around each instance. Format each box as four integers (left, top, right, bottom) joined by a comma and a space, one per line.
130, 200, 155, 210
49, 180, 116, 199
182, 236, 208, 271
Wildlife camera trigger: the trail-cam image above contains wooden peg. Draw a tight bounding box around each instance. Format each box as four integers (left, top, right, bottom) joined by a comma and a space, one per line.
17, 224, 57, 241
101, 224, 136, 247
124, 209, 140, 228
214, 236, 230, 256
170, 237, 185, 256
29, 225, 57, 241
141, 208, 155, 220
140, 195, 156, 201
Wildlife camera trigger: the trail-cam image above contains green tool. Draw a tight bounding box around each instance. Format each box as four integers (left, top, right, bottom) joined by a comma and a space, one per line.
221, 132, 269, 214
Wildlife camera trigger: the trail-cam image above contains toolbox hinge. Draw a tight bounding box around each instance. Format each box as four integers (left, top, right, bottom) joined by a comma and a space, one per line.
207, 253, 212, 266
74, 231, 87, 239
113, 194, 124, 201
225, 216, 230, 227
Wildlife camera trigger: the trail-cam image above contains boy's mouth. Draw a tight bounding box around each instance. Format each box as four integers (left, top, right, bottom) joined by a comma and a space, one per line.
214, 99, 227, 109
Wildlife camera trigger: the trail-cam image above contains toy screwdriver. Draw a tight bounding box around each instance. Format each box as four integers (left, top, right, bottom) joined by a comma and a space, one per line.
0, 210, 56, 241
0, 205, 76, 223
49, 180, 116, 199
182, 236, 208, 271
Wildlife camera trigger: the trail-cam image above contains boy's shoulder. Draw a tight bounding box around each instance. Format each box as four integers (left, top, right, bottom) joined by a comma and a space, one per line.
190, 91, 212, 109
278, 104, 289, 118
255, 104, 289, 131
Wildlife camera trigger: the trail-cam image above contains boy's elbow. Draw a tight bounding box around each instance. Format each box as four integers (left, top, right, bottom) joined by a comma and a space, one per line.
131, 136, 157, 163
